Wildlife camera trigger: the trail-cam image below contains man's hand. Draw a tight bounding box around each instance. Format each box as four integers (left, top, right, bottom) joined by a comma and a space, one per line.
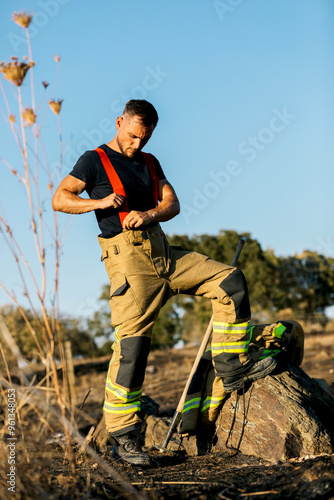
52, 174, 126, 214
98, 193, 125, 210
122, 180, 180, 229
123, 210, 155, 229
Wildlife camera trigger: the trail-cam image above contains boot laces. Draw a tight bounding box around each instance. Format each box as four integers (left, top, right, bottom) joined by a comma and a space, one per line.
122, 437, 142, 453
225, 382, 253, 453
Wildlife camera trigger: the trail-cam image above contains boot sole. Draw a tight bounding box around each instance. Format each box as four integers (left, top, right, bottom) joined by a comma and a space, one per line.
120, 455, 152, 466
116, 450, 152, 466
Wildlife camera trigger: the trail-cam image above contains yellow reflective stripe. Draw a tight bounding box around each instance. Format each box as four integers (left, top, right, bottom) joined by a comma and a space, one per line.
111, 326, 121, 350
182, 397, 201, 413
212, 341, 249, 354
114, 325, 121, 342
213, 321, 250, 327
202, 396, 223, 403
201, 397, 223, 412
212, 348, 248, 354
104, 407, 138, 414
103, 402, 140, 414
213, 321, 250, 329
202, 397, 222, 405
105, 381, 142, 401
213, 328, 250, 335
212, 340, 250, 346
182, 403, 201, 413
213, 321, 251, 334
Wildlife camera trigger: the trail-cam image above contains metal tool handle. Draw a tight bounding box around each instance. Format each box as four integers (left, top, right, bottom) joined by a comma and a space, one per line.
230, 236, 247, 267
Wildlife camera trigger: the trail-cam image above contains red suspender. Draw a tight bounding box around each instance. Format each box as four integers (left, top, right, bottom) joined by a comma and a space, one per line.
141, 152, 159, 207
95, 147, 159, 226
95, 147, 130, 226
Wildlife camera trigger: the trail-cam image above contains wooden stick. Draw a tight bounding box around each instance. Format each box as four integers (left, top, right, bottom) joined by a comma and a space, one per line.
64, 340, 77, 407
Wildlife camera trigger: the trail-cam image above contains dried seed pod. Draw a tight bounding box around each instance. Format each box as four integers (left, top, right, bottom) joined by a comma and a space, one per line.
49, 99, 63, 115
0, 60, 35, 87
22, 108, 37, 126
12, 11, 33, 29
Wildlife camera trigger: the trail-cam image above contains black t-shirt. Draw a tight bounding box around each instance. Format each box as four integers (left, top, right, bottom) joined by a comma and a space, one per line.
69, 144, 166, 238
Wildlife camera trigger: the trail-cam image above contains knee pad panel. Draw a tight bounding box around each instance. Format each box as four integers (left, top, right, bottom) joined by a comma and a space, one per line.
116, 336, 151, 388
219, 268, 251, 320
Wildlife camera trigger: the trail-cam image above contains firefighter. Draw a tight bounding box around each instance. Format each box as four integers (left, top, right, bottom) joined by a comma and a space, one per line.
52, 100, 276, 465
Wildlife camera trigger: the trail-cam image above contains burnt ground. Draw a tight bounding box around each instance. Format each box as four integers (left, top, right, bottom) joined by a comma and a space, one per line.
37, 445, 334, 500
2, 331, 334, 499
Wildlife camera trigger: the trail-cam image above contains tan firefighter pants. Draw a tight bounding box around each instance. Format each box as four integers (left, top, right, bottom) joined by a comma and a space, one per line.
98, 224, 252, 436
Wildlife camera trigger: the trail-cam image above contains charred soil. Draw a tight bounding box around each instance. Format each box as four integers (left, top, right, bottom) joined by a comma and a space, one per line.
1, 332, 333, 499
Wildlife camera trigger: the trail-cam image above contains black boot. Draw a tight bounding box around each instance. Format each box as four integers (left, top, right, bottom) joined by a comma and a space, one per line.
222, 357, 277, 392
196, 425, 217, 455
112, 430, 151, 466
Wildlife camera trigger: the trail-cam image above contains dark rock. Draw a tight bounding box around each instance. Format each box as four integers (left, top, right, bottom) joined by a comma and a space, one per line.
181, 365, 334, 462
91, 365, 334, 463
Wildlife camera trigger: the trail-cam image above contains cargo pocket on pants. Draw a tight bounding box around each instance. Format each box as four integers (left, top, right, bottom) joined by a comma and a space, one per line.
109, 273, 143, 325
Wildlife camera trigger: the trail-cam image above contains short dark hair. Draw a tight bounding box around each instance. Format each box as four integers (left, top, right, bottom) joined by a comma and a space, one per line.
123, 99, 159, 128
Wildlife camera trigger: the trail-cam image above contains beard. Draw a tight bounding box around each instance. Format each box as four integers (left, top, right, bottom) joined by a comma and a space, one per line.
116, 136, 139, 159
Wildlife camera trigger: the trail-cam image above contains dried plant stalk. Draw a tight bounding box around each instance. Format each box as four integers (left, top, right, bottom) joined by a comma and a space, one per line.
0, 10, 74, 473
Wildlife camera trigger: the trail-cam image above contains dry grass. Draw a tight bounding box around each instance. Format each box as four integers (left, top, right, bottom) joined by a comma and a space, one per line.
0, 379, 146, 499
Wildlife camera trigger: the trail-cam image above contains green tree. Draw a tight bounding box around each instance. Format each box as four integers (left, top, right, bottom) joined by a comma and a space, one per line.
59, 317, 100, 358
151, 296, 182, 349
275, 251, 334, 320
0, 305, 99, 361
86, 284, 115, 355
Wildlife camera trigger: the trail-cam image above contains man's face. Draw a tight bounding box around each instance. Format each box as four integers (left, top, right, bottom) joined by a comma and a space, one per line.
116, 114, 155, 159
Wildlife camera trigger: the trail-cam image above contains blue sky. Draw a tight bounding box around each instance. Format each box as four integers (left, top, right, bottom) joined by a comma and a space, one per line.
0, 0, 333, 318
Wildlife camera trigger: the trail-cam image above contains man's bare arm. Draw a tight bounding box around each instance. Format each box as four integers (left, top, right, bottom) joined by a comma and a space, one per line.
52, 175, 124, 214
122, 179, 180, 229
